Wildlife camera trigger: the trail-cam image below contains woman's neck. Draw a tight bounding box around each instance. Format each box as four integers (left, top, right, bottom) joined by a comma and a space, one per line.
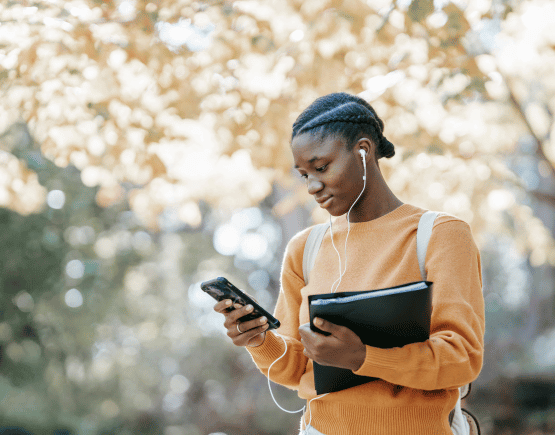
348, 176, 403, 223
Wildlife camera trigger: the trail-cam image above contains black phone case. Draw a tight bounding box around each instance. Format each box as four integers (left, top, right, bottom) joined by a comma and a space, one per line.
200, 277, 281, 330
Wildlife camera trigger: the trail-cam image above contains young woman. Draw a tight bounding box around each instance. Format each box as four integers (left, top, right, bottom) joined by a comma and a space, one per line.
214, 92, 485, 435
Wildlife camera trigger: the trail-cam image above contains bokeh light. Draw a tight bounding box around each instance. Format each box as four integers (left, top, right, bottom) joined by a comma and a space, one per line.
65, 288, 84, 308
66, 259, 85, 279
46, 189, 65, 209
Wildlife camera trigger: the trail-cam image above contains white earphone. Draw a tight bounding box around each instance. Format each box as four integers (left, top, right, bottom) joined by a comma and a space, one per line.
359, 149, 366, 180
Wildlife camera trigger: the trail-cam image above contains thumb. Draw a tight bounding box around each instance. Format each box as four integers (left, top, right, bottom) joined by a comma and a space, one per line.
313, 317, 340, 335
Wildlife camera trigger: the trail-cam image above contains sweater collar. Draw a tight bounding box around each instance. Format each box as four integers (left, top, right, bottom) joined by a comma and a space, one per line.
330, 203, 420, 232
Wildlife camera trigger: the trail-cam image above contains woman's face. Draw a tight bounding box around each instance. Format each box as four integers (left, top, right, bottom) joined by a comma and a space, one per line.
292, 132, 368, 217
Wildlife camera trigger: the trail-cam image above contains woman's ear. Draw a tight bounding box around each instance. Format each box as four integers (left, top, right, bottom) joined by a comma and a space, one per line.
355, 138, 374, 161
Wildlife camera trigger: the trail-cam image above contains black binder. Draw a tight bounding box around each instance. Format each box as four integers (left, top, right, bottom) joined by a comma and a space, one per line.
308, 281, 432, 395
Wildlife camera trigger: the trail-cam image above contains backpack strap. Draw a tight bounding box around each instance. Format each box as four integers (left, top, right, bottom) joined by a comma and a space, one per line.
302, 222, 329, 285
303, 211, 439, 284
416, 211, 439, 280
417, 211, 475, 435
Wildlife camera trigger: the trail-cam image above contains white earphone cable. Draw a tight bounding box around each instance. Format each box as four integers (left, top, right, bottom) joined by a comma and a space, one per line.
268, 149, 368, 427
267, 333, 329, 420
267, 333, 305, 414
299, 149, 368, 431
330, 150, 367, 293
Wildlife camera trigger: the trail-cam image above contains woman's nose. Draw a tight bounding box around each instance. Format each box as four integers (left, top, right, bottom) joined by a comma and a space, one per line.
306, 175, 323, 195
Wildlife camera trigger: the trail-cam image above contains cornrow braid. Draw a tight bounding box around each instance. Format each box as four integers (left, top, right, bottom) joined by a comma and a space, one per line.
291, 93, 395, 159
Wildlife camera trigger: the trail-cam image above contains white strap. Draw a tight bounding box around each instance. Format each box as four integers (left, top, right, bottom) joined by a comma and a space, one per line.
416, 211, 439, 280
450, 392, 471, 435
416, 211, 471, 435
302, 223, 329, 285
304, 212, 439, 284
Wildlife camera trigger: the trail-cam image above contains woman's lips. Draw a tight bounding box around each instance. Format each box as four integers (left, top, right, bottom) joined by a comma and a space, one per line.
316, 196, 333, 208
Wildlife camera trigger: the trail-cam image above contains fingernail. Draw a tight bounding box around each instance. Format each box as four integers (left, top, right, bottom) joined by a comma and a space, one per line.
246, 305, 253, 311
225, 300, 232, 306
260, 317, 267, 324
262, 324, 269, 330
315, 318, 323, 326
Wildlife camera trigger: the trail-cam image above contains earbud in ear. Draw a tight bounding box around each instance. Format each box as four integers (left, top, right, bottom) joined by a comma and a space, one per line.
359, 149, 367, 181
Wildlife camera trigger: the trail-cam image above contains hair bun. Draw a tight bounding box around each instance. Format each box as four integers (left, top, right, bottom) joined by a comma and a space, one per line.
379, 136, 395, 159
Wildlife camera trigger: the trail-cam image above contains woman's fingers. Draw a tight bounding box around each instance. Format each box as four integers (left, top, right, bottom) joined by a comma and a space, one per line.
237, 315, 268, 333
214, 299, 233, 313
214, 299, 268, 347
231, 322, 269, 347
298, 321, 365, 370
223, 303, 254, 326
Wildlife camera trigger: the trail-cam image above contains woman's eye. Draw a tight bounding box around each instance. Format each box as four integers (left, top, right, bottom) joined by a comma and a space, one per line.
298, 164, 326, 179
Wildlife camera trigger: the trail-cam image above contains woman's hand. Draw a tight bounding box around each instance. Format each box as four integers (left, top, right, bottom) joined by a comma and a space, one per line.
298, 318, 366, 371
213, 299, 269, 348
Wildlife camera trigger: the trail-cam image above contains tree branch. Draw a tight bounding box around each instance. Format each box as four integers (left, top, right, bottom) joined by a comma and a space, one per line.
530, 190, 555, 208
506, 80, 555, 176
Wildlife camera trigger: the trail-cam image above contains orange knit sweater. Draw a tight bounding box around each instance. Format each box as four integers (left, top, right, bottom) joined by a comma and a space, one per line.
248, 204, 485, 435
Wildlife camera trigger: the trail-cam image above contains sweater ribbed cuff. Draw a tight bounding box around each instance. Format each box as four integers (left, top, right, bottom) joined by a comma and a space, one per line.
246, 331, 286, 365
353, 345, 404, 377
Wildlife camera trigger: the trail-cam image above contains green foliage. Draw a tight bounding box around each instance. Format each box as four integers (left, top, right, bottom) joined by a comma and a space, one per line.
408, 0, 434, 23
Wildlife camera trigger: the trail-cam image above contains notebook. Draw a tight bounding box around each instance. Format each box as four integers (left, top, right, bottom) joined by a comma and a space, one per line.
308, 281, 433, 394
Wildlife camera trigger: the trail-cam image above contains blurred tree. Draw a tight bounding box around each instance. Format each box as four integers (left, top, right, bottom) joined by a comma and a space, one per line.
0, 0, 552, 242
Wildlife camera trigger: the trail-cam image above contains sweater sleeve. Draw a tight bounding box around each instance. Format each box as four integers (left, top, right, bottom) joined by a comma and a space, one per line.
246, 228, 311, 390
352, 219, 485, 391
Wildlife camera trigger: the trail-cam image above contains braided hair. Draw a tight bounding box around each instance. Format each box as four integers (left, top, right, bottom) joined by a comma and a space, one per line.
291, 92, 395, 159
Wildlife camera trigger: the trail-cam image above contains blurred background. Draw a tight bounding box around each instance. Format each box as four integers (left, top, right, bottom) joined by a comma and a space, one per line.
1, 0, 555, 434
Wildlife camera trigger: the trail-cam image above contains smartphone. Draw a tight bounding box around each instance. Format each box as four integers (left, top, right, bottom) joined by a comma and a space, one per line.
201, 277, 281, 330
